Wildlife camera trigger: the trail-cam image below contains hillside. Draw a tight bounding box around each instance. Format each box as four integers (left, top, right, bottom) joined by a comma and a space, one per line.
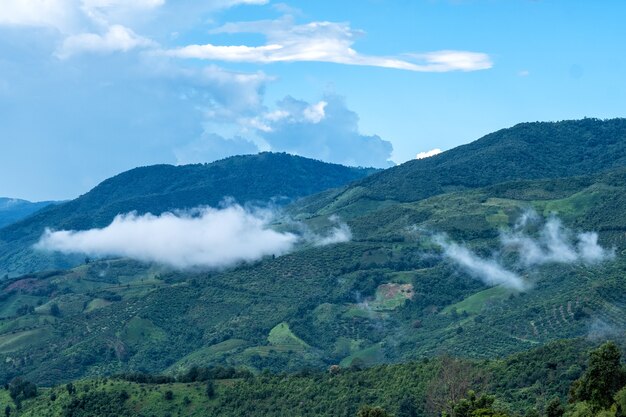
328, 118, 626, 205
0, 153, 376, 276
1, 165, 626, 385
0, 198, 56, 229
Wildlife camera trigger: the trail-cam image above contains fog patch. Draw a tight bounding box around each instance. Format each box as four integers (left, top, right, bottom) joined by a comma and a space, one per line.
35, 205, 352, 270
433, 234, 528, 291
501, 211, 614, 266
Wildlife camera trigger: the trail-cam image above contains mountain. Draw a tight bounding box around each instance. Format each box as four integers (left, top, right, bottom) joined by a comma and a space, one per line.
0, 198, 56, 229
344, 118, 626, 203
0, 153, 376, 276
1, 118, 626, 389
2, 165, 626, 386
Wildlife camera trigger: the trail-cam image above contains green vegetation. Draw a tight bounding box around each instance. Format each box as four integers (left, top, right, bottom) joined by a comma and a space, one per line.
1, 119, 626, 415
1, 339, 622, 417
2, 162, 626, 384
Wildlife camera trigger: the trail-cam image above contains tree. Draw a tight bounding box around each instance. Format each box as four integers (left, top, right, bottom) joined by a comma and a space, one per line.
66, 382, 76, 396
4, 405, 9, 417
397, 396, 418, 417
449, 391, 508, 417
205, 380, 215, 399
571, 342, 626, 411
357, 405, 393, 417
545, 397, 564, 417
164, 390, 174, 401
8, 378, 37, 403
425, 356, 476, 417
49, 303, 61, 317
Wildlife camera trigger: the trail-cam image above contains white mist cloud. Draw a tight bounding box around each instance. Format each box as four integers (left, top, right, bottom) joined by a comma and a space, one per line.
433, 234, 528, 291
416, 148, 442, 160
312, 216, 352, 246
501, 212, 614, 266
35, 205, 352, 269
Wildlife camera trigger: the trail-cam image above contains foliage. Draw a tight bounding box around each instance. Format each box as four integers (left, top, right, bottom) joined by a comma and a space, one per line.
570, 342, 626, 411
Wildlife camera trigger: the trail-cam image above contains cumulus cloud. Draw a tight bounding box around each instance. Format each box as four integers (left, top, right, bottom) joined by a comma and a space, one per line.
416, 148, 442, 160
57, 24, 156, 58
433, 234, 528, 291
35, 205, 352, 269
162, 16, 493, 72
246, 94, 393, 168
501, 212, 615, 266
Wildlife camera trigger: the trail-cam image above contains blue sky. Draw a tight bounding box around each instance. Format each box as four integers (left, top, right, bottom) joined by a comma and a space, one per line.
1, 0, 625, 201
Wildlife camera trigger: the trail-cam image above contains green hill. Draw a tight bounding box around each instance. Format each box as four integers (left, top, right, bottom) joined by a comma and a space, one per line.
326, 118, 626, 205
0, 153, 376, 276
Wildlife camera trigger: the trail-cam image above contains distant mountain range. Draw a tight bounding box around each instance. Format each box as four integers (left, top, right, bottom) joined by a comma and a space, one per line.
0, 198, 57, 229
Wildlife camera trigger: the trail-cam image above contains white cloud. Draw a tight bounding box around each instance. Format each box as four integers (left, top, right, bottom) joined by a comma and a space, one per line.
162, 17, 493, 72
0, 0, 79, 32
434, 234, 528, 291
403, 50, 493, 72
57, 24, 156, 58
416, 148, 442, 159
35, 205, 352, 269
501, 213, 615, 266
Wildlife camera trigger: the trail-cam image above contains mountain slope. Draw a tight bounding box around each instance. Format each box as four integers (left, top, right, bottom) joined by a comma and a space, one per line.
0, 153, 376, 276
0, 198, 56, 229
2, 167, 626, 385
347, 118, 626, 203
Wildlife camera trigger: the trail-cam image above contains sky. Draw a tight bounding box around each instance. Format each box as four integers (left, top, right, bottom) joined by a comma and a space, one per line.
1, 0, 625, 201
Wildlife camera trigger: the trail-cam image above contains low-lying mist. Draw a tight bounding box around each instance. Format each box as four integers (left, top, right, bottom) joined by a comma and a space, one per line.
432, 210, 615, 291
35, 204, 351, 270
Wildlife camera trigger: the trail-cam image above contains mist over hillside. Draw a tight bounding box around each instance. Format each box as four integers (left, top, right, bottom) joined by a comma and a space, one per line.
0, 153, 375, 277
0, 119, 625, 397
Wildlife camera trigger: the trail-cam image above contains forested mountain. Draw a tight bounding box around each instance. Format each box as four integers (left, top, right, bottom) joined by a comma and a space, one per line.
1, 164, 626, 386
1, 119, 626, 416
0, 153, 376, 276
0, 198, 56, 229
349, 118, 626, 203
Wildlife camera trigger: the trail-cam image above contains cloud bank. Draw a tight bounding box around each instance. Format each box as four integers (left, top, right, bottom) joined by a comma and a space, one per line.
434, 234, 528, 291
35, 206, 351, 269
